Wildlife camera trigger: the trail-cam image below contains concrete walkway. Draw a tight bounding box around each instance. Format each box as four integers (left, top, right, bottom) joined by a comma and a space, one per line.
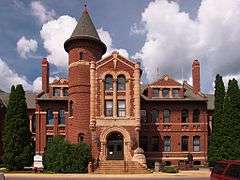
4, 169, 211, 178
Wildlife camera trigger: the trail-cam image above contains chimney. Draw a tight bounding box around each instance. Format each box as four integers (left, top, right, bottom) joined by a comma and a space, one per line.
41, 58, 49, 93
192, 59, 200, 94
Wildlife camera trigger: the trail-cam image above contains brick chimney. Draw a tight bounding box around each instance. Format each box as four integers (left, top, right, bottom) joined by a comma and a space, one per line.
41, 58, 49, 93
192, 59, 200, 94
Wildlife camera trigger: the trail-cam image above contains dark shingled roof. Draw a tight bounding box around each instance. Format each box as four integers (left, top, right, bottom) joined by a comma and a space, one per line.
64, 9, 107, 54
71, 10, 100, 40
0, 91, 36, 109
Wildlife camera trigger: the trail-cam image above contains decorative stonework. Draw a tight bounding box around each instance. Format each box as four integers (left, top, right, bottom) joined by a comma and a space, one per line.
99, 126, 132, 161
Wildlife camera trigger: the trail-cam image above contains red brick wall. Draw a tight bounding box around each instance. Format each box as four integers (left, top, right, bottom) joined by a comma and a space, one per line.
35, 100, 68, 154
140, 99, 208, 165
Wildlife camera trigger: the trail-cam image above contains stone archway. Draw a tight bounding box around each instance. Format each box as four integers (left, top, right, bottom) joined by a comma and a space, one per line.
99, 127, 132, 161
106, 131, 124, 160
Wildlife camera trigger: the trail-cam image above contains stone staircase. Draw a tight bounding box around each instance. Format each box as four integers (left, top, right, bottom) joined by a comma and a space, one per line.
94, 160, 150, 174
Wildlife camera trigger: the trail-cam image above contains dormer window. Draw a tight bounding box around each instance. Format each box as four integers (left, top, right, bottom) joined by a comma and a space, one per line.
172, 89, 179, 97
63, 88, 68, 96
105, 75, 113, 91
79, 52, 84, 60
53, 87, 61, 96
162, 88, 169, 97
152, 88, 160, 97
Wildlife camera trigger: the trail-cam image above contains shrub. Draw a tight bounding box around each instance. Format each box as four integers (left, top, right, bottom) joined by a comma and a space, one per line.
43, 136, 91, 173
162, 166, 179, 173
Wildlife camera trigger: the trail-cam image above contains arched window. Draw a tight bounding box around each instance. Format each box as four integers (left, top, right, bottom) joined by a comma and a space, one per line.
46, 109, 54, 125
58, 109, 65, 125
69, 100, 73, 117
193, 136, 200, 152
105, 75, 113, 91
117, 75, 126, 91
78, 133, 84, 143
163, 109, 171, 123
151, 110, 159, 123
79, 52, 84, 60
193, 109, 200, 123
181, 109, 189, 123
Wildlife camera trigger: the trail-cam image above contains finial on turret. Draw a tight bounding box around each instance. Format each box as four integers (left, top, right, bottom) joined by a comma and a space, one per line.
84, 0, 88, 11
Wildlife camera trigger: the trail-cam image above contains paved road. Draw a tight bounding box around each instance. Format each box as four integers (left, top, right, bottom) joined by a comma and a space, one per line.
5, 175, 210, 180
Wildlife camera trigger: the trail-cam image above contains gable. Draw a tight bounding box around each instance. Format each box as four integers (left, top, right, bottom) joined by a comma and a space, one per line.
96, 52, 136, 77
150, 75, 182, 87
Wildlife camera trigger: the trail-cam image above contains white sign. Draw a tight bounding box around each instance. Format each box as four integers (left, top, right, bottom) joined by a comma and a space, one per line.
34, 155, 43, 169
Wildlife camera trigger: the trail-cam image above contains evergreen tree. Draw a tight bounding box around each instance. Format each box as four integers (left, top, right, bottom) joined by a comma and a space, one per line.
3, 84, 34, 170
221, 79, 240, 160
208, 74, 225, 166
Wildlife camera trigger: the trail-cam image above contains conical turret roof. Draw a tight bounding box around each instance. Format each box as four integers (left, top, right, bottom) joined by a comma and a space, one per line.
64, 8, 106, 55
71, 10, 100, 40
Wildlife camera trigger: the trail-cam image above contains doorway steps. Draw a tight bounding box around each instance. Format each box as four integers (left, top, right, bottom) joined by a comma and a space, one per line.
94, 160, 150, 174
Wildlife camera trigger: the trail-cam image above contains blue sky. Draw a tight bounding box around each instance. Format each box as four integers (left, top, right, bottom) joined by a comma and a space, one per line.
0, 0, 240, 93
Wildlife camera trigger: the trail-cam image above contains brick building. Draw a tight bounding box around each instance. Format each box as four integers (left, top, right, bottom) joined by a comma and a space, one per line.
0, 7, 215, 171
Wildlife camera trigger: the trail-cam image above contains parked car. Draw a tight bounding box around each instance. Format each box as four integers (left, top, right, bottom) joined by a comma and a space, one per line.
210, 160, 240, 180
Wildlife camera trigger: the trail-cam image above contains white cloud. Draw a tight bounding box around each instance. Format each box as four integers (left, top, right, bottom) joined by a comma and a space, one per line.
133, 0, 240, 92
40, 15, 77, 69
31, 1, 56, 24
98, 28, 129, 58
32, 76, 59, 92
39, 15, 129, 69
0, 58, 32, 91
222, 74, 240, 88
17, 36, 38, 59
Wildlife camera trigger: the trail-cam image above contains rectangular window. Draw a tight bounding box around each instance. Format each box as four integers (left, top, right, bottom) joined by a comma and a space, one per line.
141, 110, 147, 123
140, 136, 148, 151
63, 88, 68, 96
193, 136, 200, 152
172, 89, 179, 97
105, 100, 113, 117
46, 109, 54, 125
163, 109, 171, 123
162, 88, 170, 97
181, 136, 189, 151
58, 109, 65, 125
151, 110, 159, 123
53, 87, 61, 96
152, 88, 160, 97
151, 136, 160, 151
164, 136, 171, 152
117, 100, 126, 117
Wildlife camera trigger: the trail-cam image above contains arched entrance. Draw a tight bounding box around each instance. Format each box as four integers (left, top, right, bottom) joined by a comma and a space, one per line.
106, 131, 124, 160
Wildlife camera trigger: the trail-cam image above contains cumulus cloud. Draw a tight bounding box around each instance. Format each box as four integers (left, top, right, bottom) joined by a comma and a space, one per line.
31, 1, 56, 24
0, 58, 32, 91
17, 36, 38, 59
98, 28, 129, 58
40, 15, 77, 69
133, 0, 240, 92
39, 15, 129, 69
32, 76, 59, 92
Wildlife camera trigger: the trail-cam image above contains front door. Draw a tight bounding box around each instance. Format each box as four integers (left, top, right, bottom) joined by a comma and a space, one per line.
107, 132, 124, 160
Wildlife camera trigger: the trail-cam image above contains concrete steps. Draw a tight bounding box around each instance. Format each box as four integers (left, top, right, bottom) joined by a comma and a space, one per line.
94, 160, 149, 174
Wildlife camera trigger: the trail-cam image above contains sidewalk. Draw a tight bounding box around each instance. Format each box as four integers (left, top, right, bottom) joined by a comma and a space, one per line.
4, 169, 211, 178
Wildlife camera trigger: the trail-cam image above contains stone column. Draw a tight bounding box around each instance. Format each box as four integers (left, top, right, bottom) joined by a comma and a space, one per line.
134, 63, 141, 146
90, 61, 96, 130
90, 61, 98, 159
